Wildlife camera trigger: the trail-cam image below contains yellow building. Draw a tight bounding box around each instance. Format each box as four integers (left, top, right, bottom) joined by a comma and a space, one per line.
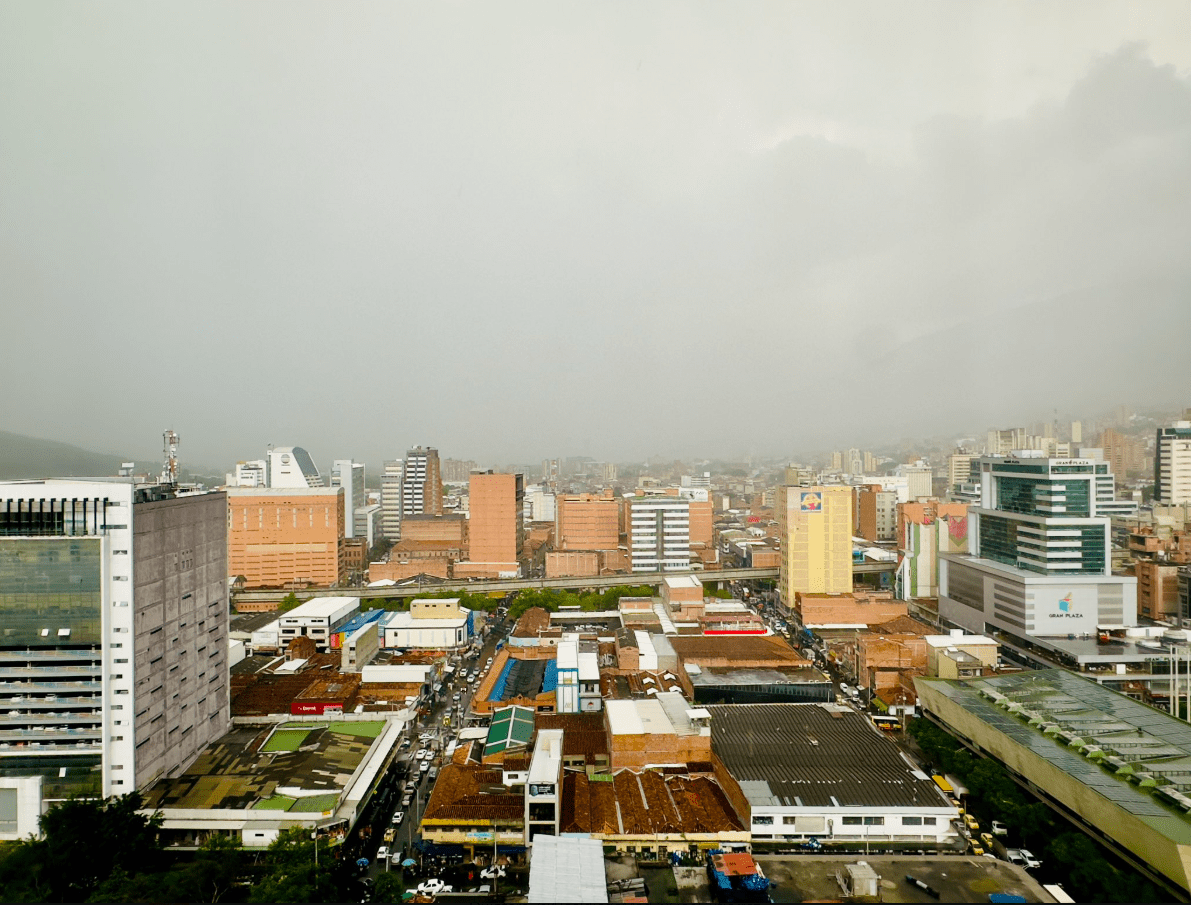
778, 485, 852, 611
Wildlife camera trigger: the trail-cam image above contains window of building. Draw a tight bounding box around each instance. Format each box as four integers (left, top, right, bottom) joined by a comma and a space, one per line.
753, 815, 774, 826
863, 816, 884, 826
902, 816, 922, 825
842, 816, 862, 826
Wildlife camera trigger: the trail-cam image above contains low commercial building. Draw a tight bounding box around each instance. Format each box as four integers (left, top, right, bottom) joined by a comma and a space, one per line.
380, 598, 474, 649
527, 835, 608, 904
915, 669, 1191, 898
605, 693, 712, 769
924, 631, 997, 679
797, 591, 907, 628
708, 703, 959, 846
141, 719, 403, 848
278, 596, 360, 652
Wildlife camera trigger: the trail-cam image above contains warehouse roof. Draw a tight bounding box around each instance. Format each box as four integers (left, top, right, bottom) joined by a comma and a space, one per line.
707, 703, 947, 810
422, 765, 525, 822
918, 669, 1191, 835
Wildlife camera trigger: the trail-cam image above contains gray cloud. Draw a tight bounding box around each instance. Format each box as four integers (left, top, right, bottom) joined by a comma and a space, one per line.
1, 4, 1188, 472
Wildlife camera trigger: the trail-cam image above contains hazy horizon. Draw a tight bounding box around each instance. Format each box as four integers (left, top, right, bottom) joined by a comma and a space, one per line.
3, 3, 1189, 469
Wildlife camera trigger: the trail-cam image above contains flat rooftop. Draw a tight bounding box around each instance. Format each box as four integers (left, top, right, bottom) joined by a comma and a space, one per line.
280, 596, 360, 620
707, 703, 947, 810
917, 669, 1191, 836
142, 721, 387, 812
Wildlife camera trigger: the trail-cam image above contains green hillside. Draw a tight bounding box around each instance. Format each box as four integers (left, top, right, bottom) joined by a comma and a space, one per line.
0, 430, 142, 480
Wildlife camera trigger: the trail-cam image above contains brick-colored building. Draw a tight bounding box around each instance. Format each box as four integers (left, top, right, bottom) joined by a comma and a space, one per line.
855, 484, 898, 543
545, 550, 600, 578
226, 486, 344, 588
556, 492, 619, 551
457, 471, 524, 578
797, 590, 907, 627
1137, 559, 1181, 621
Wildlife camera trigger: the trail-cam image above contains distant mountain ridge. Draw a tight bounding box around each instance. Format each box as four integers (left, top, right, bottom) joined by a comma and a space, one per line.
0, 430, 147, 481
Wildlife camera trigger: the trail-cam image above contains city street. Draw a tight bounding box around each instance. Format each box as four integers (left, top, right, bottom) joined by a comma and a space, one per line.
361, 609, 511, 885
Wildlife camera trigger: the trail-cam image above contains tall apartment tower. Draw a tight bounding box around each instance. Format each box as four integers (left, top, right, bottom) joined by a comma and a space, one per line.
0, 480, 230, 840
776, 485, 852, 612
948, 453, 978, 491
402, 448, 442, 521
938, 453, 1136, 638
329, 460, 365, 539
459, 472, 524, 578
380, 461, 403, 541
266, 446, 323, 488
1155, 422, 1191, 505
628, 496, 691, 573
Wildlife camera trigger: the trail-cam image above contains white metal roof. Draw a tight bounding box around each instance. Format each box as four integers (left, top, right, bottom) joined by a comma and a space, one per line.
528, 728, 564, 785
280, 596, 361, 620
528, 834, 608, 903
605, 700, 645, 735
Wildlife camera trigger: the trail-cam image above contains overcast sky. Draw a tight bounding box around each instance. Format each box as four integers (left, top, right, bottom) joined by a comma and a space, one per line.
2, 2, 1189, 473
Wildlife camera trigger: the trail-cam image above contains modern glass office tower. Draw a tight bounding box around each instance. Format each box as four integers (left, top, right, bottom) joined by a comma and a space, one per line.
939, 453, 1136, 638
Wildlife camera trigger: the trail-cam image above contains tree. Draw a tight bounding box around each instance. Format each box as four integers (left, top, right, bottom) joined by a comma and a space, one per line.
0, 793, 164, 903
276, 592, 303, 613
371, 871, 405, 902
248, 828, 336, 904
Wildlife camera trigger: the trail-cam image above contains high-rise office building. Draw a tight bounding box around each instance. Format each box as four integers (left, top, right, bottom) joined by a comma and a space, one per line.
855, 484, 897, 543
0, 479, 230, 840
628, 496, 690, 573
380, 461, 402, 541
939, 453, 1136, 638
902, 464, 934, 500
402, 448, 442, 522
986, 428, 1027, 457
266, 446, 323, 488
442, 459, 478, 483
1155, 422, 1191, 505
456, 472, 524, 579
947, 453, 978, 491
329, 460, 365, 539
776, 485, 853, 610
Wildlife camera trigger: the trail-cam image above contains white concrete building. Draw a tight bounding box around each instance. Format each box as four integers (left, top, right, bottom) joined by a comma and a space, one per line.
330, 460, 366, 539
1156, 422, 1191, 505
225, 460, 266, 487
266, 446, 323, 488
523, 483, 556, 523
380, 599, 473, 649
380, 460, 402, 541
525, 729, 563, 843
277, 596, 360, 651
628, 496, 690, 572
0, 480, 230, 840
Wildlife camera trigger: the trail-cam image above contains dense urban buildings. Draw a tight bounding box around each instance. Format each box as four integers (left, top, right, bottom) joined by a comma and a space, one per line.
0, 479, 230, 840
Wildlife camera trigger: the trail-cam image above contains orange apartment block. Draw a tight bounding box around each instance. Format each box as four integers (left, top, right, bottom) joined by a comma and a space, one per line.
796, 590, 907, 627
855, 484, 898, 543
689, 500, 713, 548
226, 487, 344, 589
853, 633, 927, 691
1136, 559, 1181, 620
556, 492, 619, 550
456, 471, 524, 578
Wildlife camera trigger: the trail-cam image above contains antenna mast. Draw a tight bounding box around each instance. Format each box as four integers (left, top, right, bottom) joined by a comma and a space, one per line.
162, 430, 180, 486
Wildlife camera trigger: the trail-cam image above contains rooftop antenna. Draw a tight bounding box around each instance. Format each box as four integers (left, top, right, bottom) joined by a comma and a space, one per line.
162, 430, 179, 486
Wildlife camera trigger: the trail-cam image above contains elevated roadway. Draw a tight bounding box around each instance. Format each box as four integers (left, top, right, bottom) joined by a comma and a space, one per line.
232, 561, 894, 606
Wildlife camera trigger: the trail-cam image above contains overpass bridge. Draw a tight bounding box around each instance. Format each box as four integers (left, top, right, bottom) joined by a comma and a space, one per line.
231, 561, 895, 607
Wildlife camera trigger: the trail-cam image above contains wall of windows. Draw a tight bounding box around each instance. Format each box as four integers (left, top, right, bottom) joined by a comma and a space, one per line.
0, 538, 102, 647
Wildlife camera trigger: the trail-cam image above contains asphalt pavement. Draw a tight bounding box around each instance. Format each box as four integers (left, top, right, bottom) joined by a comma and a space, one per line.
362, 612, 511, 884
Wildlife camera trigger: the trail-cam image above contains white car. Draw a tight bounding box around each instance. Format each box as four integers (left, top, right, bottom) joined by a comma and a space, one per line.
417, 879, 453, 895
414, 749, 428, 761
991, 820, 1008, 836
391, 811, 404, 825
480, 865, 506, 879
376, 845, 390, 862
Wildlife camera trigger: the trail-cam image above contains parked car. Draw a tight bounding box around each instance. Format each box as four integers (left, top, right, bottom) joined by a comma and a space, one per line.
1018, 849, 1041, 869
963, 813, 980, 832
991, 820, 1009, 836
417, 879, 453, 895
480, 866, 506, 879
980, 832, 995, 851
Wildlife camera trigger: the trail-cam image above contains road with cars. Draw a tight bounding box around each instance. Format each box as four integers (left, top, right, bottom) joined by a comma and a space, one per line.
362, 610, 511, 884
